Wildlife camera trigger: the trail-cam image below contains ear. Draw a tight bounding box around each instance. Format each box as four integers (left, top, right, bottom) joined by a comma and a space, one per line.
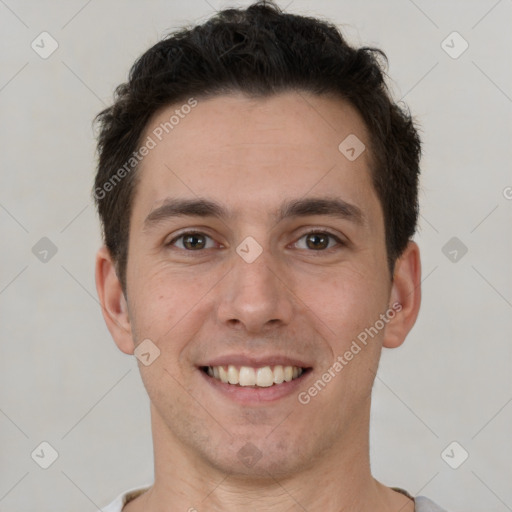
95, 245, 134, 355
382, 240, 421, 349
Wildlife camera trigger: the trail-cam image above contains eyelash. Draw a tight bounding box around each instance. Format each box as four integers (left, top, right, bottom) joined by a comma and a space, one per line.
167, 229, 344, 252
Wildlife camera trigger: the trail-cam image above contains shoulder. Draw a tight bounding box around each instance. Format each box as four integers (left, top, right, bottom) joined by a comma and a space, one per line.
102, 486, 152, 512
392, 488, 449, 512
415, 495, 449, 512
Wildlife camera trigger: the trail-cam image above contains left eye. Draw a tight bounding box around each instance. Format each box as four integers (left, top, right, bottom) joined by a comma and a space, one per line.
169, 232, 216, 250
294, 232, 342, 251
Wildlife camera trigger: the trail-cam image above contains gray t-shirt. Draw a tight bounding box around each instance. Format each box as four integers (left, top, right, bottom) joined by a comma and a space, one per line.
393, 487, 448, 511
104, 486, 449, 511
415, 496, 448, 511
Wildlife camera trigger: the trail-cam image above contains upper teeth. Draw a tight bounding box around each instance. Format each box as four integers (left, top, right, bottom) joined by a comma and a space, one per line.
206, 365, 304, 387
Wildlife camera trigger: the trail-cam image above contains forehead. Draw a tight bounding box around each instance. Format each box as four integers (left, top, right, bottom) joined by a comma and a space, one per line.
132, 91, 381, 225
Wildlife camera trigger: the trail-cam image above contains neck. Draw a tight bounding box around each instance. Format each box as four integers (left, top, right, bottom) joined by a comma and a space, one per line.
129, 401, 413, 512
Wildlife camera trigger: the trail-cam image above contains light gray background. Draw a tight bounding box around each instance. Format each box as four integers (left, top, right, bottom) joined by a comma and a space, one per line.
1, 0, 511, 511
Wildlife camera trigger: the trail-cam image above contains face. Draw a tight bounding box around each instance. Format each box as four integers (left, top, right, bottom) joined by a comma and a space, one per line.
100, 91, 418, 479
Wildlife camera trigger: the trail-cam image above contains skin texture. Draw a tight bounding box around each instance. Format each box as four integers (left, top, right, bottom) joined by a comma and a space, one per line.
96, 91, 421, 512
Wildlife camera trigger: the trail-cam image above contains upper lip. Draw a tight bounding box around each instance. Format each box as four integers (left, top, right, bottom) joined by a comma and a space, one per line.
199, 355, 312, 369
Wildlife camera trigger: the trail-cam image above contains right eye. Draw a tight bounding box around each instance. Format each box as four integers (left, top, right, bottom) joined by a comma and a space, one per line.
167, 231, 218, 251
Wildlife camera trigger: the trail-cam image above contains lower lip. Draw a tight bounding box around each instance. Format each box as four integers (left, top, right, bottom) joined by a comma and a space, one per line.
199, 368, 312, 405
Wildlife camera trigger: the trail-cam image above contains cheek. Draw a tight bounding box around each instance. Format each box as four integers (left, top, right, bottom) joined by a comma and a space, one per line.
297, 265, 388, 343
127, 268, 211, 396
127, 263, 219, 344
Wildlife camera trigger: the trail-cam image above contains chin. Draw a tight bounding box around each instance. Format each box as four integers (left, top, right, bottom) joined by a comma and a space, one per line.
201, 433, 311, 480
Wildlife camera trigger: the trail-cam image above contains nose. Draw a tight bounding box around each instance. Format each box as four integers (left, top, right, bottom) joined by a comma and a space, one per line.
216, 248, 294, 333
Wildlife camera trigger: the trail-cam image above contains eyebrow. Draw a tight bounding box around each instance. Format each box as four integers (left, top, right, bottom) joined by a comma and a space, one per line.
143, 196, 365, 230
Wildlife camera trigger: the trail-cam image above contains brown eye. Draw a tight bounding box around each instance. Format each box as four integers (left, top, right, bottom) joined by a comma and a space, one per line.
169, 232, 215, 250
295, 231, 341, 251
306, 233, 330, 250
182, 234, 206, 250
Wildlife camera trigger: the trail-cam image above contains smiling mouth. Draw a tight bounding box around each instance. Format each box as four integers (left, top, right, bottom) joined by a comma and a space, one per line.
200, 365, 311, 387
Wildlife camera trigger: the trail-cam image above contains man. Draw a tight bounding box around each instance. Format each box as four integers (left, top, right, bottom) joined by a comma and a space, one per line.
94, 1, 447, 510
